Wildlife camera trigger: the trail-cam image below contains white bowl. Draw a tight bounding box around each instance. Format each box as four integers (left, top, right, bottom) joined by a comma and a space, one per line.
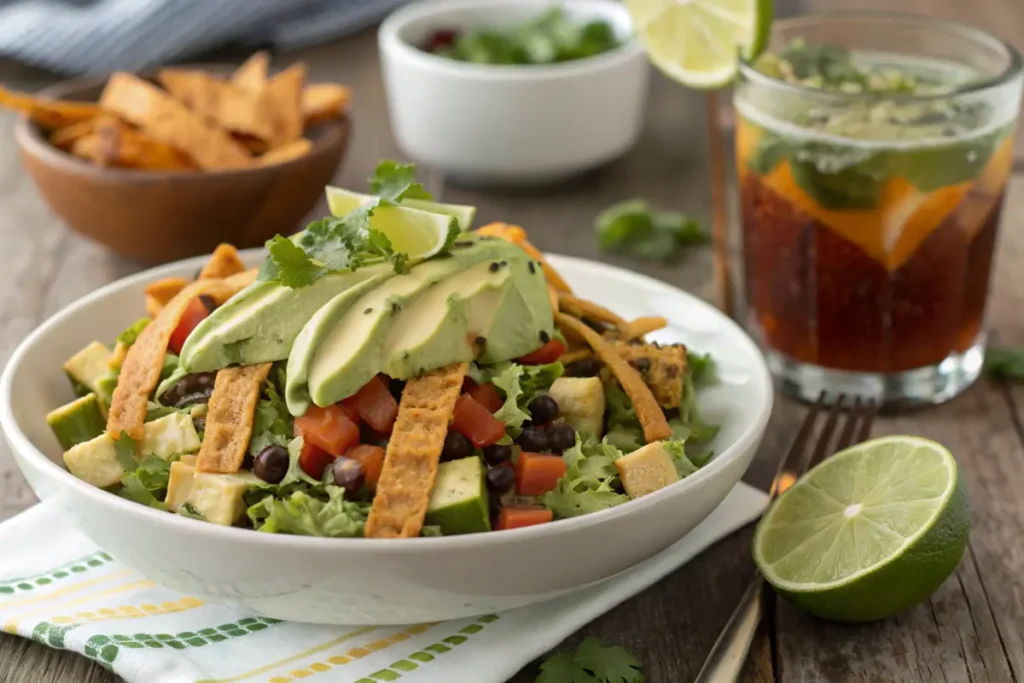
0, 253, 772, 625
378, 0, 650, 185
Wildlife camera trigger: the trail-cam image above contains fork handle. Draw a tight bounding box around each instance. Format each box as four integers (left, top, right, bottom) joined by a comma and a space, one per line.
693, 574, 766, 683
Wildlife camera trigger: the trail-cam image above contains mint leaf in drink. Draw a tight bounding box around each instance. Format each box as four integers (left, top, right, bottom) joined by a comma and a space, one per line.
369, 160, 433, 202
596, 200, 707, 264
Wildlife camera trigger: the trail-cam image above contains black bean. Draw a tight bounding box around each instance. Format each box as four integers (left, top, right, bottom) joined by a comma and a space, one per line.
482, 443, 512, 466
517, 426, 549, 453
547, 422, 576, 452
565, 358, 601, 377
241, 453, 255, 470
332, 456, 365, 492
198, 294, 218, 314
635, 358, 652, 374
441, 431, 474, 462
539, 330, 550, 344
527, 395, 558, 425
611, 479, 625, 494
486, 465, 515, 495
192, 416, 206, 434
359, 422, 389, 448
253, 444, 289, 484
388, 377, 405, 401
159, 372, 217, 407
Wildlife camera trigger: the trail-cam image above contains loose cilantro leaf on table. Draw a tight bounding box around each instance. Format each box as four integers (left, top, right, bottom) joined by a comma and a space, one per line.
536, 637, 644, 683
596, 200, 707, 264
985, 347, 1024, 380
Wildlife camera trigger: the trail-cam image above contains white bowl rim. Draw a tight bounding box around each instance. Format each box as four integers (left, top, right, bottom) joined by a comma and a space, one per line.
0, 250, 772, 554
379, 0, 644, 81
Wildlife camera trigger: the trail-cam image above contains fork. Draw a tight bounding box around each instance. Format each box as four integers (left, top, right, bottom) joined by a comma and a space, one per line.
693, 393, 878, 683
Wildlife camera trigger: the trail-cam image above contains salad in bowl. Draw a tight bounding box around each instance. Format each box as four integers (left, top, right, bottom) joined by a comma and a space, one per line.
49, 161, 720, 540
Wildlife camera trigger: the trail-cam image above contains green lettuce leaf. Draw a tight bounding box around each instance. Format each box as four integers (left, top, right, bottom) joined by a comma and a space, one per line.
488, 361, 564, 432
249, 373, 292, 456
662, 439, 698, 478
116, 318, 151, 348
541, 436, 628, 518
248, 488, 370, 537
119, 455, 173, 511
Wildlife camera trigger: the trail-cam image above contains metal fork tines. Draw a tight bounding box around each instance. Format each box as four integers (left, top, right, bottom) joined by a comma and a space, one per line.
693, 393, 878, 683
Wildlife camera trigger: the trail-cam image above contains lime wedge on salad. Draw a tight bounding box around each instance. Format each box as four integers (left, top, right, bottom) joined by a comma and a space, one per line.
754, 436, 969, 622
625, 0, 773, 88
326, 186, 477, 231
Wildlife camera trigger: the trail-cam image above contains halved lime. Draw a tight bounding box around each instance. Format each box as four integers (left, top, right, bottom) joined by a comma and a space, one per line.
325, 186, 477, 230
753, 436, 969, 622
625, 0, 773, 89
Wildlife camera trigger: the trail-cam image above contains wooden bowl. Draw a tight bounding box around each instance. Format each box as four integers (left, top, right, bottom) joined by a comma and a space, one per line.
14, 69, 350, 264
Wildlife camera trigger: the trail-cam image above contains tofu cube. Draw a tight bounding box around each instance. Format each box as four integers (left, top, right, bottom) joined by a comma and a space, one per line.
548, 377, 606, 438
165, 459, 197, 512
63, 433, 121, 488
185, 472, 259, 526
139, 413, 201, 460
615, 442, 680, 499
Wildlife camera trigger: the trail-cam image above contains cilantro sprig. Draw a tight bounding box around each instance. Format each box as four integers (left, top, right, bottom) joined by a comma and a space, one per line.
537, 637, 644, 683
985, 347, 1024, 380
596, 199, 707, 264
257, 161, 436, 288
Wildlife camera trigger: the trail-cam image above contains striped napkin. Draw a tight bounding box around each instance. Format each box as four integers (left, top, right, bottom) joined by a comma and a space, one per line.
0, 0, 411, 75
0, 483, 766, 683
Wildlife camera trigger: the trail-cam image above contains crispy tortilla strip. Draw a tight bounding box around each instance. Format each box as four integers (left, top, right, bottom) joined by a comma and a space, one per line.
158, 68, 275, 142
547, 285, 560, 314
257, 138, 312, 166
196, 363, 272, 473
556, 313, 671, 443
559, 293, 626, 328
0, 85, 102, 130
611, 341, 687, 409
365, 362, 468, 539
231, 51, 270, 93
108, 280, 222, 440
301, 83, 351, 125
99, 72, 251, 170
198, 244, 247, 280
144, 277, 189, 317
617, 316, 668, 341
262, 64, 306, 147
476, 223, 573, 293
559, 348, 593, 364
232, 132, 269, 155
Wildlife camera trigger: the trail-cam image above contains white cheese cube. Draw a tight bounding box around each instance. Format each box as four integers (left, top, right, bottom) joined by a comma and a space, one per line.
63, 433, 121, 488
139, 413, 201, 460
165, 459, 197, 512
549, 377, 606, 438
614, 442, 680, 499
185, 472, 259, 526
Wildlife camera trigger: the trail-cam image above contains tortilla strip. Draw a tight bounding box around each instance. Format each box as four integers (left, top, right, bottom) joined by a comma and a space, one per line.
107, 280, 222, 440
198, 244, 247, 280
144, 277, 189, 317
617, 316, 668, 341
611, 341, 687, 409
99, 72, 251, 170
301, 83, 351, 125
558, 293, 626, 328
365, 362, 468, 539
195, 363, 273, 473
262, 64, 306, 147
0, 85, 102, 130
231, 51, 270, 93
476, 223, 573, 293
559, 348, 593, 364
556, 313, 671, 443
547, 285, 560, 315
258, 138, 312, 166
158, 69, 275, 142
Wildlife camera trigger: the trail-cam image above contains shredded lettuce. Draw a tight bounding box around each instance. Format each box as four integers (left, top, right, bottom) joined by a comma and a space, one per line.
662, 439, 699, 478
541, 436, 629, 518
249, 372, 292, 456
248, 487, 370, 537
116, 318, 151, 348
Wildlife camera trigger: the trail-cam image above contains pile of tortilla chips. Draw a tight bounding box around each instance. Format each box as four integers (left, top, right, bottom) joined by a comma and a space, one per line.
0, 51, 351, 172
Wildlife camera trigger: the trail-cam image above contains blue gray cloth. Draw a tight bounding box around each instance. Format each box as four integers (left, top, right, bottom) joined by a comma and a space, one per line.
0, 0, 412, 75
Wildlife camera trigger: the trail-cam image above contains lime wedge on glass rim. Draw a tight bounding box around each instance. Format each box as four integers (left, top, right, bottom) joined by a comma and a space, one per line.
325, 186, 477, 231
753, 436, 970, 622
625, 0, 774, 88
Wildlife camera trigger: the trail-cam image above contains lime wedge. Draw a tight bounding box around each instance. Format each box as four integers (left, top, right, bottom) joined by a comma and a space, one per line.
368, 205, 456, 260
625, 0, 773, 88
753, 436, 969, 622
325, 186, 477, 230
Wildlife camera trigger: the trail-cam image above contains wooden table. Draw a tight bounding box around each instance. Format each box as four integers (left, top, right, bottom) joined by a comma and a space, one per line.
2, 3, 1024, 681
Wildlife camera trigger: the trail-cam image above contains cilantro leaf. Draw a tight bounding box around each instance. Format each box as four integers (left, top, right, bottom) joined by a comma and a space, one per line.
179, 502, 206, 520
116, 318, 150, 347
249, 376, 292, 456
596, 199, 707, 264
113, 431, 138, 471
369, 161, 433, 202
573, 637, 644, 683
119, 455, 172, 511
259, 235, 326, 288
985, 347, 1024, 380
536, 653, 600, 683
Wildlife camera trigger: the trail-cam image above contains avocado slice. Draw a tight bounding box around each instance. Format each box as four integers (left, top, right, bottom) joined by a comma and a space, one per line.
46, 393, 106, 450
471, 258, 554, 363
291, 237, 515, 411
425, 456, 491, 534
63, 342, 112, 397
179, 264, 393, 372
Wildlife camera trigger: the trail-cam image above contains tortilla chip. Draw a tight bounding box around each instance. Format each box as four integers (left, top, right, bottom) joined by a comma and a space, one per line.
475, 223, 573, 293
49, 116, 110, 150
556, 313, 671, 443
86, 118, 196, 171
558, 293, 626, 328
261, 64, 306, 147
231, 132, 269, 155
195, 363, 273, 473
108, 280, 223, 440
301, 83, 351, 125
159, 69, 275, 142
231, 51, 270, 93
365, 362, 468, 539
0, 86, 102, 130
198, 244, 247, 280
70, 132, 116, 167
99, 72, 251, 170
617, 316, 668, 341
257, 138, 312, 166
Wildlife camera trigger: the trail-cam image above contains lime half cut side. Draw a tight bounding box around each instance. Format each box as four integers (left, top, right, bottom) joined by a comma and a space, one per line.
753, 436, 969, 622
625, 0, 773, 89
325, 186, 477, 231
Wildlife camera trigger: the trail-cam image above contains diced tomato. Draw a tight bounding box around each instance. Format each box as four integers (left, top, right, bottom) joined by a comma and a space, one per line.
349, 376, 399, 434
338, 399, 362, 424
298, 439, 335, 480
495, 506, 553, 531
467, 382, 504, 414
515, 452, 567, 496
168, 297, 210, 355
346, 444, 386, 489
294, 404, 360, 457
518, 338, 566, 365
451, 394, 506, 448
